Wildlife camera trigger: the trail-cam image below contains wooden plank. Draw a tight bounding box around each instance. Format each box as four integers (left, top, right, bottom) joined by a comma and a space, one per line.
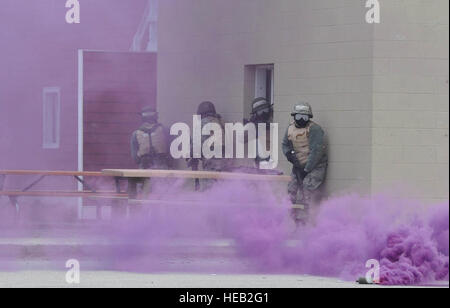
84, 165, 134, 172
0, 170, 110, 177
102, 169, 291, 182
128, 199, 205, 207
128, 199, 281, 208
0, 191, 127, 198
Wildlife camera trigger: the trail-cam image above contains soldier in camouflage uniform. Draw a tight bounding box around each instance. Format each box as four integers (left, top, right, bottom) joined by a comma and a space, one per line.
282, 102, 328, 223
187, 101, 229, 190
131, 106, 170, 198
247, 97, 274, 167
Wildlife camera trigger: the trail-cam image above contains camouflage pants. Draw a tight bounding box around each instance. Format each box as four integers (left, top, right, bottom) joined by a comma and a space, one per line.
288, 162, 327, 206
201, 158, 228, 191
288, 163, 327, 223
140, 161, 170, 198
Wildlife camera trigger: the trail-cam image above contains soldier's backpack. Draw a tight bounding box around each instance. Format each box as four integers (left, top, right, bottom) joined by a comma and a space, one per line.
136, 124, 168, 162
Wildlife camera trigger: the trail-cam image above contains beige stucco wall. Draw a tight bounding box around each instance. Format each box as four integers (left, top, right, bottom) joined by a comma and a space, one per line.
371, 0, 449, 202
157, 0, 448, 201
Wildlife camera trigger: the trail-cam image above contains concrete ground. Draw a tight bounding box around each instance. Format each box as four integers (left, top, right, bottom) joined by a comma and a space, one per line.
0, 234, 378, 288
0, 271, 373, 288
0, 225, 447, 288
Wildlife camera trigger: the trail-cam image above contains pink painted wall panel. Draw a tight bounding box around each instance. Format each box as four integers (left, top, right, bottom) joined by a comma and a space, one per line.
0, 0, 147, 174
83, 51, 157, 171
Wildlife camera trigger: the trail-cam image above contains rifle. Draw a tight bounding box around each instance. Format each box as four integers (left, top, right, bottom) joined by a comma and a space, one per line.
187, 158, 200, 191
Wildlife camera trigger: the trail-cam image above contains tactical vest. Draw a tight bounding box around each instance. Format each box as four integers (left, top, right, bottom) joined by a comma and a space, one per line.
287, 121, 313, 165
136, 123, 168, 159
201, 115, 224, 145
200, 115, 227, 162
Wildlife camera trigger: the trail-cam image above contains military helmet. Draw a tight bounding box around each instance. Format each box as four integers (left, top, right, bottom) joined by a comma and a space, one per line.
197, 101, 217, 116
140, 106, 158, 119
291, 102, 313, 118
251, 97, 272, 115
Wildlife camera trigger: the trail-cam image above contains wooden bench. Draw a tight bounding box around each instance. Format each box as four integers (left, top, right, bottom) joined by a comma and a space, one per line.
103, 169, 294, 217
0, 170, 128, 220
102, 169, 291, 182
0, 169, 293, 221
0, 191, 127, 198
102, 168, 291, 201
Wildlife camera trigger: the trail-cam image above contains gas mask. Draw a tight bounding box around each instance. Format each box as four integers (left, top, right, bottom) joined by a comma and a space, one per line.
294, 114, 310, 128
142, 114, 158, 124
254, 108, 271, 123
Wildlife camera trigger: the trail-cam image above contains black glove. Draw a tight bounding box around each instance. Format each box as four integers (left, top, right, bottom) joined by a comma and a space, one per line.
298, 168, 308, 179
286, 151, 301, 168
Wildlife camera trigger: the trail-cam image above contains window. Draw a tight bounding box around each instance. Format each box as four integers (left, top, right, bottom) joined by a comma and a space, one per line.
255, 65, 274, 103
43, 87, 61, 149
244, 64, 274, 115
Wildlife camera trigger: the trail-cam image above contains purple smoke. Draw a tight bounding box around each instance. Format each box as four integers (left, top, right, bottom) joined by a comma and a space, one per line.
378, 203, 449, 285
76, 181, 448, 286
1, 178, 448, 286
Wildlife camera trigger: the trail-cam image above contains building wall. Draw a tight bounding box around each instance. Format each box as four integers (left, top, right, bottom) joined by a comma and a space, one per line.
157, 0, 449, 201
0, 0, 147, 172
371, 0, 449, 202
0, 0, 148, 218
158, 0, 375, 195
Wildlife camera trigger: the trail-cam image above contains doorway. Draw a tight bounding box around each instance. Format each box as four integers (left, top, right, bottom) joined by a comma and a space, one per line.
78, 50, 157, 172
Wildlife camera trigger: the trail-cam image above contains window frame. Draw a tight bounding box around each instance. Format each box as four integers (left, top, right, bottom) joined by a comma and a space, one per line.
255, 65, 274, 104
42, 86, 61, 149
244, 64, 275, 116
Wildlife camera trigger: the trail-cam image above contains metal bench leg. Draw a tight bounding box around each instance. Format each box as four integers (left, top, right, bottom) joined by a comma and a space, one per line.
0, 176, 19, 222
128, 178, 142, 219
128, 178, 139, 200
0, 175, 5, 191
22, 175, 46, 192
8, 196, 20, 222
74, 176, 96, 192
111, 177, 127, 220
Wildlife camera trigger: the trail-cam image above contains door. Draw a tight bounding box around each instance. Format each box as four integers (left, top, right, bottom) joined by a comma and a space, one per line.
79, 51, 157, 171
